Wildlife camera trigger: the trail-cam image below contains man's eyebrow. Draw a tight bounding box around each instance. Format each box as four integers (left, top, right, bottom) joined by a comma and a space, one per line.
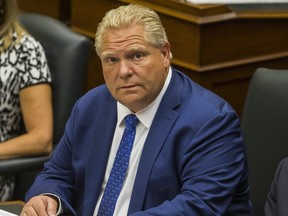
100, 45, 149, 58
125, 48, 150, 57
101, 52, 115, 59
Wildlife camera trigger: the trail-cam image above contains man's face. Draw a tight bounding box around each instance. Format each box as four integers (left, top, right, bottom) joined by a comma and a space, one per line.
99, 24, 170, 112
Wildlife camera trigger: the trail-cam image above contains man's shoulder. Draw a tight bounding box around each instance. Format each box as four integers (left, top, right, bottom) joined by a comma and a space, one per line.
172, 68, 236, 115
77, 84, 114, 106
279, 157, 288, 171
84, 84, 111, 99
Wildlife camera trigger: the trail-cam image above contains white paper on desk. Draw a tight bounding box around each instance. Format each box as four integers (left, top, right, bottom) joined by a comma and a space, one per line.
0, 209, 17, 216
186, 0, 288, 3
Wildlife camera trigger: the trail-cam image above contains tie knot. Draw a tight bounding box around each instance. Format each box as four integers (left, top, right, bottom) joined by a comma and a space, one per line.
125, 114, 138, 128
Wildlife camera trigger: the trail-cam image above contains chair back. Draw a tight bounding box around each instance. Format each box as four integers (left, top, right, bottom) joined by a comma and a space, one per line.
6, 13, 91, 200
19, 13, 91, 145
241, 67, 288, 215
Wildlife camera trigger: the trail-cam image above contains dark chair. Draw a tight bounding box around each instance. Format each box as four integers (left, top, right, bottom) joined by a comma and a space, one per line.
0, 13, 91, 200
241, 68, 288, 216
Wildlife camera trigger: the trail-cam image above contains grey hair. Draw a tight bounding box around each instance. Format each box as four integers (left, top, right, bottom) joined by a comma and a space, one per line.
95, 4, 170, 57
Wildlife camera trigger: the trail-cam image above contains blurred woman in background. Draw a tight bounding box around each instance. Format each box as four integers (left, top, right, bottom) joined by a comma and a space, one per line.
0, 0, 52, 201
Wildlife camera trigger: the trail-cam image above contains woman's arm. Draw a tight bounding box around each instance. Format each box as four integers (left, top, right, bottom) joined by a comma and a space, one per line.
0, 83, 53, 159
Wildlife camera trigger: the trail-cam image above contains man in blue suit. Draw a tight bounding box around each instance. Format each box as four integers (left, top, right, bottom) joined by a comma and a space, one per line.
265, 157, 288, 216
21, 4, 253, 216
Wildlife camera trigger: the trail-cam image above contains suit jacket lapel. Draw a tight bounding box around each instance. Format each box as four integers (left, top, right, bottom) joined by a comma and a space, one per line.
128, 69, 182, 213
83, 100, 117, 215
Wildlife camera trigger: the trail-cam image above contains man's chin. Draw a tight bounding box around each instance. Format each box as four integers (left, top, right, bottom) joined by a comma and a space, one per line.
118, 96, 145, 111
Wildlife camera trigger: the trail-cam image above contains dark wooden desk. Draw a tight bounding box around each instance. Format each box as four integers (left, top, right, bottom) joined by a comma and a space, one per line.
71, 0, 288, 116
0, 201, 24, 215
18, 0, 288, 116
18, 0, 71, 23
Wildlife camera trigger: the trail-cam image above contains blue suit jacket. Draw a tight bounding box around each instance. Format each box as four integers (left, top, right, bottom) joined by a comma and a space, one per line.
26, 69, 253, 215
265, 157, 288, 216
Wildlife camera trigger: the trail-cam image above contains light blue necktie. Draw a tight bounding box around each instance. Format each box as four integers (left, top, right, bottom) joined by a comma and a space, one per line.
97, 114, 139, 216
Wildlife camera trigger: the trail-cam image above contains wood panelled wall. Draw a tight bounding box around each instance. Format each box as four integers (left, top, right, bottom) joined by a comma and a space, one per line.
18, 0, 71, 23
17, 0, 288, 116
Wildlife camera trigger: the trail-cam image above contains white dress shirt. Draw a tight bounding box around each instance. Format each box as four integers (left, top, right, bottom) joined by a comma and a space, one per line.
93, 68, 172, 216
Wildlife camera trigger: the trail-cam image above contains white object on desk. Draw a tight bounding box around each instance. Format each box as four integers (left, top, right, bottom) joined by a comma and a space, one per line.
186, 0, 288, 3
0, 209, 17, 216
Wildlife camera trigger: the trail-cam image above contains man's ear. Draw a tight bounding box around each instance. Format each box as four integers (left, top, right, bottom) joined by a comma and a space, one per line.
161, 42, 171, 67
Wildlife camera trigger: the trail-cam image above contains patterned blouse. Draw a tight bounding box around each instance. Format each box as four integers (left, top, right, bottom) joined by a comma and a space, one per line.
0, 28, 51, 201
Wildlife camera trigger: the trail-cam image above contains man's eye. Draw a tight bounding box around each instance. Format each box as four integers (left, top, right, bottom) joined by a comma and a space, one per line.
107, 57, 118, 63
131, 53, 143, 60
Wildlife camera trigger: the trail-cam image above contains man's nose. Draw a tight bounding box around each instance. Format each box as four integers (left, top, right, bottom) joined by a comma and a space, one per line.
119, 60, 133, 78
